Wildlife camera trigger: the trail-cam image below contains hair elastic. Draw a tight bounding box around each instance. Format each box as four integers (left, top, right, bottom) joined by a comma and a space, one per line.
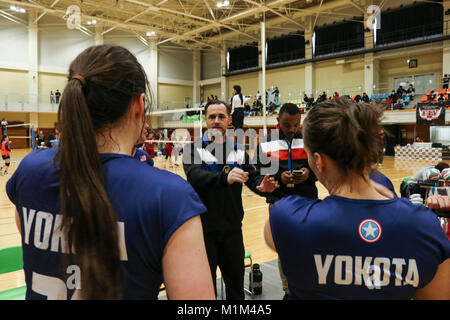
71, 74, 87, 87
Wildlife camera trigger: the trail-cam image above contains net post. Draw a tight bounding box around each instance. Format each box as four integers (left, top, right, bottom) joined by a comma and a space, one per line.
32, 128, 35, 150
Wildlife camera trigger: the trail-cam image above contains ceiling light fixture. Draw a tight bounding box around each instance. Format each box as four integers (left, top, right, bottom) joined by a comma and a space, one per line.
217, 0, 230, 8
146, 31, 156, 36
10, 5, 26, 13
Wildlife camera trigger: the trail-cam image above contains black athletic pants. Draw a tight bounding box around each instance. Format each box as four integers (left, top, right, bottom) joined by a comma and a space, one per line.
232, 108, 244, 130
203, 230, 245, 300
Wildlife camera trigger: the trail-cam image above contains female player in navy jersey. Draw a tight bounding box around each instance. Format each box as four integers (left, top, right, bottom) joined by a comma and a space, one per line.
7, 45, 214, 300
265, 98, 450, 300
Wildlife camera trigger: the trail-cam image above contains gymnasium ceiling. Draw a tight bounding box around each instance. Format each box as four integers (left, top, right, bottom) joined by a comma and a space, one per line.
0, 0, 434, 51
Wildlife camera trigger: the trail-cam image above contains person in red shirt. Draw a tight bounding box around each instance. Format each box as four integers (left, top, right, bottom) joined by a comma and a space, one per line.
1, 135, 12, 175
164, 131, 174, 169
144, 131, 155, 159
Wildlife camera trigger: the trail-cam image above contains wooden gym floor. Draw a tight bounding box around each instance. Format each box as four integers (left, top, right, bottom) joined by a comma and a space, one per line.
0, 148, 439, 294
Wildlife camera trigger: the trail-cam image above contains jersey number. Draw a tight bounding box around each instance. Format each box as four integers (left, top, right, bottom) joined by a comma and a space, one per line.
31, 265, 81, 300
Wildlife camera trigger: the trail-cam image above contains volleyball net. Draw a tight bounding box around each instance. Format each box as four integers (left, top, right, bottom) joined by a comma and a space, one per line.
144, 106, 263, 166
4, 122, 36, 150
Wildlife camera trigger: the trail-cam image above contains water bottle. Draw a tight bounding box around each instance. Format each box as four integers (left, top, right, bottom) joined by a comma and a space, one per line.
250, 264, 263, 295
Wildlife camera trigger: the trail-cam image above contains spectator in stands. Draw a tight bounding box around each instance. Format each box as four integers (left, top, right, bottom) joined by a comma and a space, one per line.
273, 87, 280, 103
361, 92, 370, 103
438, 93, 446, 102
255, 91, 263, 108
415, 136, 424, 143
231, 85, 245, 130
333, 92, 339, 99
393, 97, 405, 110
396, 85, 406, 97
430, 92, 437, 101
256, 90, 262, 102
303, 94, 309, 104
406, 84, 415, 99
443, 74, 449, 90
389, 90, 397, 102
307, 94, 315, 108
50, 91, 55, 104
55, 89, 61, 104
354, 94, 362, 103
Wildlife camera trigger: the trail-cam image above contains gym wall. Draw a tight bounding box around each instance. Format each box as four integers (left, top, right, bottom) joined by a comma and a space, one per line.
227, 71, 259, 99
158, 83, 193, 110
314, 58, 365, 95
0, 69, 28, 95
379, 50, 443, 90
203, 83, 221, 101
266, 65, 306, 99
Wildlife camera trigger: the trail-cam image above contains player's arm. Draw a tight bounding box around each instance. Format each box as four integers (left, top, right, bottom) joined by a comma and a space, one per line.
162, 215, 215, 299
413, 259, 450, 300
15, 209, 21, 236
264, 219, 276, 252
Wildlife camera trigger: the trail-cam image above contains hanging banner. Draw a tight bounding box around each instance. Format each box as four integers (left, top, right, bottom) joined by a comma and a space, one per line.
416, 104, 445, 125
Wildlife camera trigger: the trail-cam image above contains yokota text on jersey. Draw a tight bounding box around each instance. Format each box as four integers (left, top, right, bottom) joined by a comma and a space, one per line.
314, 254, 419, 289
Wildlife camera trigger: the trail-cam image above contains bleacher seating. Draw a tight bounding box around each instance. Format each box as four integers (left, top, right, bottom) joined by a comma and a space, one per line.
419, 88, 450, 104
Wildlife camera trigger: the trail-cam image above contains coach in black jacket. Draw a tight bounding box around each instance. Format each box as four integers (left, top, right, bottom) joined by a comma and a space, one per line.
183, 99, 278, 300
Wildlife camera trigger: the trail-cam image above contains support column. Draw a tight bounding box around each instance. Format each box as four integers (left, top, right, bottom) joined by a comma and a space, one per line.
364, 0, 376, 51
28, 10, 39, 107
443, 1, 450, 78
304, 18, 314, 96
220, 43, 228, 101
261, 20, 267, 134
364, 53, 379, 96
148, 38, 158, 109
192, 49, 201, 107
95, 24, 104, 45
258, 41, 263, 100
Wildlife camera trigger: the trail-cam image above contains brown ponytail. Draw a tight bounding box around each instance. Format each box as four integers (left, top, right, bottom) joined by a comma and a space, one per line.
57, 45, 150, 299
302, 97, 385, 181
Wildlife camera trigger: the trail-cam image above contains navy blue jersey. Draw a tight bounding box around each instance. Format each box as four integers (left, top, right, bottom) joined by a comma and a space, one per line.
6, 148, 206, 300
134, 148, 154, 166
370, 170, 396, 196
270, 195, 450, 300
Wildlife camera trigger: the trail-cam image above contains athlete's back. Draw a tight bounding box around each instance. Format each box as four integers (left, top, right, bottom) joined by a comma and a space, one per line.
7, 147, 205, 299
271, 195, 450, 299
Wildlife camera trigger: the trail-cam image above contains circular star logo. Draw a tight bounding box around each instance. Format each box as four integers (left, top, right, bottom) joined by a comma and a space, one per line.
358, 219, 382, 243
